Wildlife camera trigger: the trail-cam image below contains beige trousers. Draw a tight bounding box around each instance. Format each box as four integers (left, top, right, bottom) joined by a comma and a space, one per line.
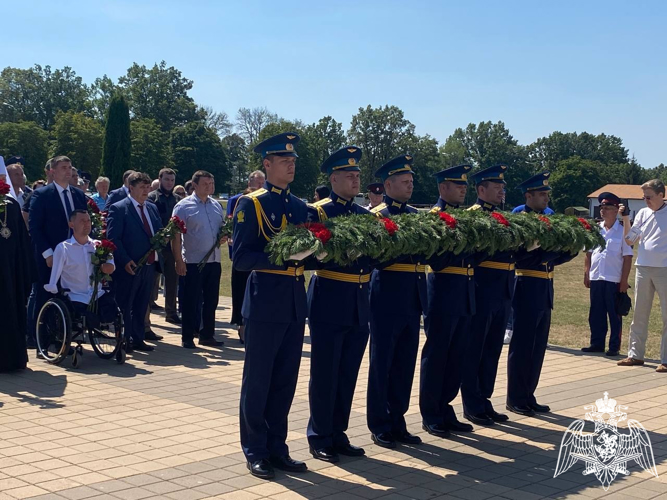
627, 266, 667, 363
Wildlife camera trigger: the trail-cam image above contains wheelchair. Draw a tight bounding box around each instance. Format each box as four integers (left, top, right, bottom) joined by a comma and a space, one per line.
36, 290, 126, 368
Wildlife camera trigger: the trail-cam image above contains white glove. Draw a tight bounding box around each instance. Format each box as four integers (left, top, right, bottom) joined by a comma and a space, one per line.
527, 240, 541, 252
316, 251, 328, 261
288, 248, 316, 261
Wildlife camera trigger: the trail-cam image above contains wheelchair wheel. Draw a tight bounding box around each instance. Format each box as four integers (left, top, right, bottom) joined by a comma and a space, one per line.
36, 298, 72, 365
89, 309, 123, 360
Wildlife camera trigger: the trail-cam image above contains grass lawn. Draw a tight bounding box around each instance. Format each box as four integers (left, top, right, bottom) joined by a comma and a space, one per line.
219, 252, 664, 360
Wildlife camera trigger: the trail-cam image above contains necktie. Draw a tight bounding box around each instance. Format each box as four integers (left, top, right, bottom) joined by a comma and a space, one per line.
139, 204, 155, 265
63, 189, 73, 237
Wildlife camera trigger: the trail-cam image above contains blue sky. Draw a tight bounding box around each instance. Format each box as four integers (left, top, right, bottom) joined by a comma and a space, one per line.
3, 0, 666, 167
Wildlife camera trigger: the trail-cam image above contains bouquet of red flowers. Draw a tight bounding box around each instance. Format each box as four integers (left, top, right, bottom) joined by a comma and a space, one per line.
198, 215, 234, 271
0, 179, 11, 215
135, 216, 187, 270
87, 198, 105, 238
88, 239, 117, 312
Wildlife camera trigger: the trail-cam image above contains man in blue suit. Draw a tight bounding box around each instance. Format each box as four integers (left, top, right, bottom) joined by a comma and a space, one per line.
306, 146, 371, 463
28, 155, 88, 345
105, 170, 135, 207
367, 154, 426, 449
106, 172, 163, 353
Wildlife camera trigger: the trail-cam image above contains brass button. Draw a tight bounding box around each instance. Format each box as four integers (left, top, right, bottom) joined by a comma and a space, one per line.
359, 285, 362, 289
289, 213, 292, 217
285, 199, 289, 203
360, 269, 363, 273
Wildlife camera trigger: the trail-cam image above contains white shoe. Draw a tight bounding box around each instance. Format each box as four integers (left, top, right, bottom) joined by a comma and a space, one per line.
504, 329, 513, 344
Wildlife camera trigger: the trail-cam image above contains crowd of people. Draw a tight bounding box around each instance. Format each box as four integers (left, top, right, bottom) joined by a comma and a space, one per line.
0, 135, 665, 481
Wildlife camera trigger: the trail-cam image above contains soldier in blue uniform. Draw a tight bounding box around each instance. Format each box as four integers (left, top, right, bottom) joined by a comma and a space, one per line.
506, 172, 577, 416
461, 165, 515, 426
420, 164, 478, 438
233, 133, 310, 479
367, 154, 426, 449
306, 146, 371, 463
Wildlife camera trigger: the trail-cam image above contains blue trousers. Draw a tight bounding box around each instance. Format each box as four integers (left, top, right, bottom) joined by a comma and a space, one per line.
307, 321, 369, 449
239, 319, 305, 462
588, 280, 622, 352
420, 313, 471, 425
367, 313, 420, 435
506, 306, 551, 407
461, 302, 510, 416
114, 264, 154, 344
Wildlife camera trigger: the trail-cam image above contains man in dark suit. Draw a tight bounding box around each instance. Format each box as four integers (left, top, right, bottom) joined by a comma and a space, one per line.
106, 172, 163, 353
28, 155, 88, 346
106, 170, 135, 207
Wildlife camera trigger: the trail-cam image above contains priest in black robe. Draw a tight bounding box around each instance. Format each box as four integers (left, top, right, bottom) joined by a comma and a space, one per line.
0, 196, 33, 372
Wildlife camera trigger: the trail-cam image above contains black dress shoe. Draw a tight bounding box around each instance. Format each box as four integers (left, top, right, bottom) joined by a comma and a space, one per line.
334, 443, 365, 457
581, 345, 605, 353
182, 340, 196, 349
486, 409, 509, 423
133, 341, 155, 352
165, 315, 182, 325
464, 412, 495, 426
444, 420, 474, 432
529, 402, 551, 413
269, 455, 307, 472
393, 430, 422, 445
605, 350, 620, 357
371, 432, 396, 449
247, 459, 274, 479
144, 330, 163, 341
506, 404, 535, 416
422, 423, 451, 438
150, 302, 164, 311
310, 446, 339, 463
199, 338, 224, 347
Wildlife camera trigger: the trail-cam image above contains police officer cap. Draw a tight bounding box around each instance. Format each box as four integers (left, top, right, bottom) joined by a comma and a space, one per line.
434, 164, 472, 185
374, 154, 415, 182
470, 164, 508, 185
5, 155, 24, 166
366, 182, 384, 195
516, 171, 551, 193
253, 132, 300, 158
79, 171, 92, 182
320, 146, 362, 174
598, 191, 621, 207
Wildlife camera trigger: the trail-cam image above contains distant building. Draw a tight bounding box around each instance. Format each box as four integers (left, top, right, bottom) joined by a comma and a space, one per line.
587, 184, 645, 219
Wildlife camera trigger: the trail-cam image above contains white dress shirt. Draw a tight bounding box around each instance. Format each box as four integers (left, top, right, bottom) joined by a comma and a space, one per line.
589, 220, 633, 283
634, 204, 667, 267
41, 183, 77, 260
44, 236, 115, 303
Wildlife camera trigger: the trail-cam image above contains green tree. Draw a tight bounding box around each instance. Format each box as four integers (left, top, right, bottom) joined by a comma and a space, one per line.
348, 105, 417, 188
0, 121, 49, 181
171, 123, 229, 188
118, 61, 200, 131
549, 157, 603, 212
236, 107, 279, 145
222, 133, 250, 193
399, 134, 441, 205
101, 94, 132, 188
51, 111, 104, 179
303, 116, 347, 186
528, 131, 629, 171
0, 65, 91, 129
90, 75, 118, 123
643, 163, 667, 183
440, 121, 530, 207
131, 118, 172, 179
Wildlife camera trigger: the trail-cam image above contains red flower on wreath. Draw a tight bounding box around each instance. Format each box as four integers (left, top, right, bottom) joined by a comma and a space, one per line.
577, 217, 592, 231
305, 222, 332, 244
0, 179, 11, 196
490, 212, 510, 227
87, 197, 101, 213
382, 218, 399, 236
538, 215, 552, 229
170, 216, 188, 234
438, 212, 457, 229
97, 239, 117, 252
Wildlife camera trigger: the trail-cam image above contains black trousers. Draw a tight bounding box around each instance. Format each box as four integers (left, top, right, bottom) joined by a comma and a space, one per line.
182, 262, 221, 342
588, 280, 623, 352
231, 265, 250, 326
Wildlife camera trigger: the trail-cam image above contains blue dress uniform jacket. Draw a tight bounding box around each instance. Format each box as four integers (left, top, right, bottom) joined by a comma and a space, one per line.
507, 248, 577, 407
420, 199, 483, 426
461, 199, 522, 417
232, 180, 309, 463
367, 194, 426, 436
305, 192, 371, 450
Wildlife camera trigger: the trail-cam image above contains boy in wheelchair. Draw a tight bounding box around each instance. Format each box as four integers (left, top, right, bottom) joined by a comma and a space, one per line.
44, 209, 117, 327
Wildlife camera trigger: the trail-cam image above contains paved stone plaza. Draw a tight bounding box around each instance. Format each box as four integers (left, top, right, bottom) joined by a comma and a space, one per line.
1, 297, 666, 500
